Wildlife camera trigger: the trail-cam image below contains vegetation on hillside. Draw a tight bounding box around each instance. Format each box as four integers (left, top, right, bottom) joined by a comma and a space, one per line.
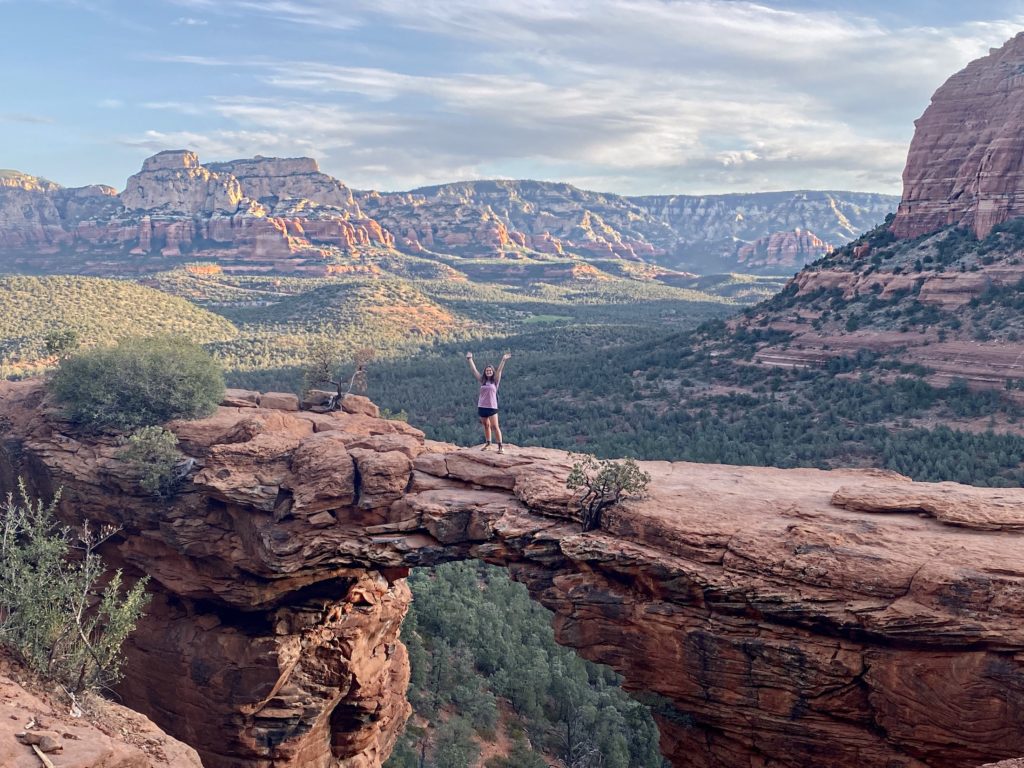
752, 217, 1024, 345
0, 276, 237, 378
7, 220, 1024, 764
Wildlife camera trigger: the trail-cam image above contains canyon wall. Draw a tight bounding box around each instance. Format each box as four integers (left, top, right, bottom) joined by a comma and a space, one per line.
0, 152, 393, 275
892, 33, 1024, 239
358, 182, 896, 272
0, 160, 896, 276
2, 380, 1024, 767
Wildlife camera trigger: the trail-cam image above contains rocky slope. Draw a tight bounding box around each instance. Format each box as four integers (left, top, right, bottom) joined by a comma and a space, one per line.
892, 33, 1024, 239
633, 190, 895, 271
704, 32, 1024, 392
2, 379, 1023, 768
725, 220, 1024, 391
357, 181, 896, 273
0, 652, 202, 768
0, 158, 895, 276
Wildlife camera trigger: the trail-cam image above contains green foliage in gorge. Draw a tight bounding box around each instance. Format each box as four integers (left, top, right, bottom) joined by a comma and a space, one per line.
0, 483, 149, 693
51, 335, 225, 431
384, 563, 666, 768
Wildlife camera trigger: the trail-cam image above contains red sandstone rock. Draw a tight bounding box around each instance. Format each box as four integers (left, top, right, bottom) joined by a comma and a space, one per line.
0, 655, 202, 768
4, 379, 1024, 768
893, 33, 1024, 239
736, 228, 832, 268
340, 395, 380, 418
0, 152, 395, 273
259, 391, 300, 411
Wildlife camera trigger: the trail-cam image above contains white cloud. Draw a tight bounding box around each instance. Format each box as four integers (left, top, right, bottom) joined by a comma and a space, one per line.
140, 0, 1024, 193
0, 113, 54, 124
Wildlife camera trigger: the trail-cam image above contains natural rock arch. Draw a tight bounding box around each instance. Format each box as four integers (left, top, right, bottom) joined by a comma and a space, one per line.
2, 380, 1024, 768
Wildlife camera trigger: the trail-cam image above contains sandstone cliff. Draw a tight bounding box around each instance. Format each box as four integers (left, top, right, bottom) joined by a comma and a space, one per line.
2, 379, 1023, 768
892, 33, 1024, 239
122, 150, 244, 214
735, 227, 832, 268
0, 152, 394, 275
634, 190, 893, 271
0, 157, 895, 275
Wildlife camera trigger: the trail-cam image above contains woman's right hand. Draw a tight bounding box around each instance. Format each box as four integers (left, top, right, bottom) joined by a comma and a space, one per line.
466, 352, 473, 359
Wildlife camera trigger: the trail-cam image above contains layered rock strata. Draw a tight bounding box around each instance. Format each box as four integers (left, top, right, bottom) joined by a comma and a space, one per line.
892, 32, 1024, 239
2, 379, 1023, 767
356, 182, 895, 272
735, 227, 832, 268
0, 159, 896, 275
0, 151, 393, 274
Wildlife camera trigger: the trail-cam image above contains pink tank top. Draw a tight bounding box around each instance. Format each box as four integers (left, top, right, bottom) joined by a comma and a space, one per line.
478, 381, 498, 409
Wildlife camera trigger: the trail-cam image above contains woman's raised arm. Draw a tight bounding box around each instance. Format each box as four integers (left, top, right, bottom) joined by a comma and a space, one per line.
466, 352, 482, 383
495, 352, 511, 385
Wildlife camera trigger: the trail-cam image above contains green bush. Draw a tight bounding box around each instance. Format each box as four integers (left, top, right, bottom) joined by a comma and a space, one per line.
567, 456, 651, 532
119, 426, 186, 498
0, 482, 149, 693
50, 335, 224, 431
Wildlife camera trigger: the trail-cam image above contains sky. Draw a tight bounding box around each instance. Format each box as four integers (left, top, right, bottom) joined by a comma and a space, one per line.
2, 0, 1024, 195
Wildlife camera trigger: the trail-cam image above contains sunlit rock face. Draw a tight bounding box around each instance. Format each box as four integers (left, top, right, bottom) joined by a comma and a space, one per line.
0, 152, 394, 274
3, 379, 1024, 768
0, 153, 896, 275
892, 33, 1024, 239
121, 150, 244, 214
356, 182, 895, 272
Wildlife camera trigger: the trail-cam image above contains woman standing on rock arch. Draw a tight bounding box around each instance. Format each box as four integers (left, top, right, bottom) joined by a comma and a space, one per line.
466, 351, 511, 453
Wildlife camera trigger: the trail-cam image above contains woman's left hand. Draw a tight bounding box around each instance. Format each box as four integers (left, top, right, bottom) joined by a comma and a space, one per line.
502, 353, 512, 361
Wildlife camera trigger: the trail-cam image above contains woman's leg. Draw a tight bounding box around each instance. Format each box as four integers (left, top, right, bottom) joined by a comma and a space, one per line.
489, 414, 503, 449
479, 416, 492, 446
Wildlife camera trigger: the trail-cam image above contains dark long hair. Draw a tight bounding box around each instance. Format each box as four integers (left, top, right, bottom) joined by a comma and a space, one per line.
480, 367, 496, 385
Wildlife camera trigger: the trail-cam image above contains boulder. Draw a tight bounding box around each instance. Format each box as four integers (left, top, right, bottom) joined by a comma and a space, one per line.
258, 391, 300, 411
340, 395, 380, 417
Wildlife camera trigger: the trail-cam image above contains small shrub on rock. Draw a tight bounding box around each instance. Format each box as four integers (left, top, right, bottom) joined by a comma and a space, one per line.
118, 426, 187, 498
567, 455, 651, 532
0, 482, 149, 693
50, 335, 224, 431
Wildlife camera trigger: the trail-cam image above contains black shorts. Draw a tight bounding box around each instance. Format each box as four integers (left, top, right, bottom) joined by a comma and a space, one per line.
478, 407, 499, 418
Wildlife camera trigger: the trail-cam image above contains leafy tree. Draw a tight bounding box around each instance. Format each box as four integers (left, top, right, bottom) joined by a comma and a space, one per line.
0, 482, 149, 693
432, 718, 479, 768
50, 335, 224, 431
567, 456, 651, 531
